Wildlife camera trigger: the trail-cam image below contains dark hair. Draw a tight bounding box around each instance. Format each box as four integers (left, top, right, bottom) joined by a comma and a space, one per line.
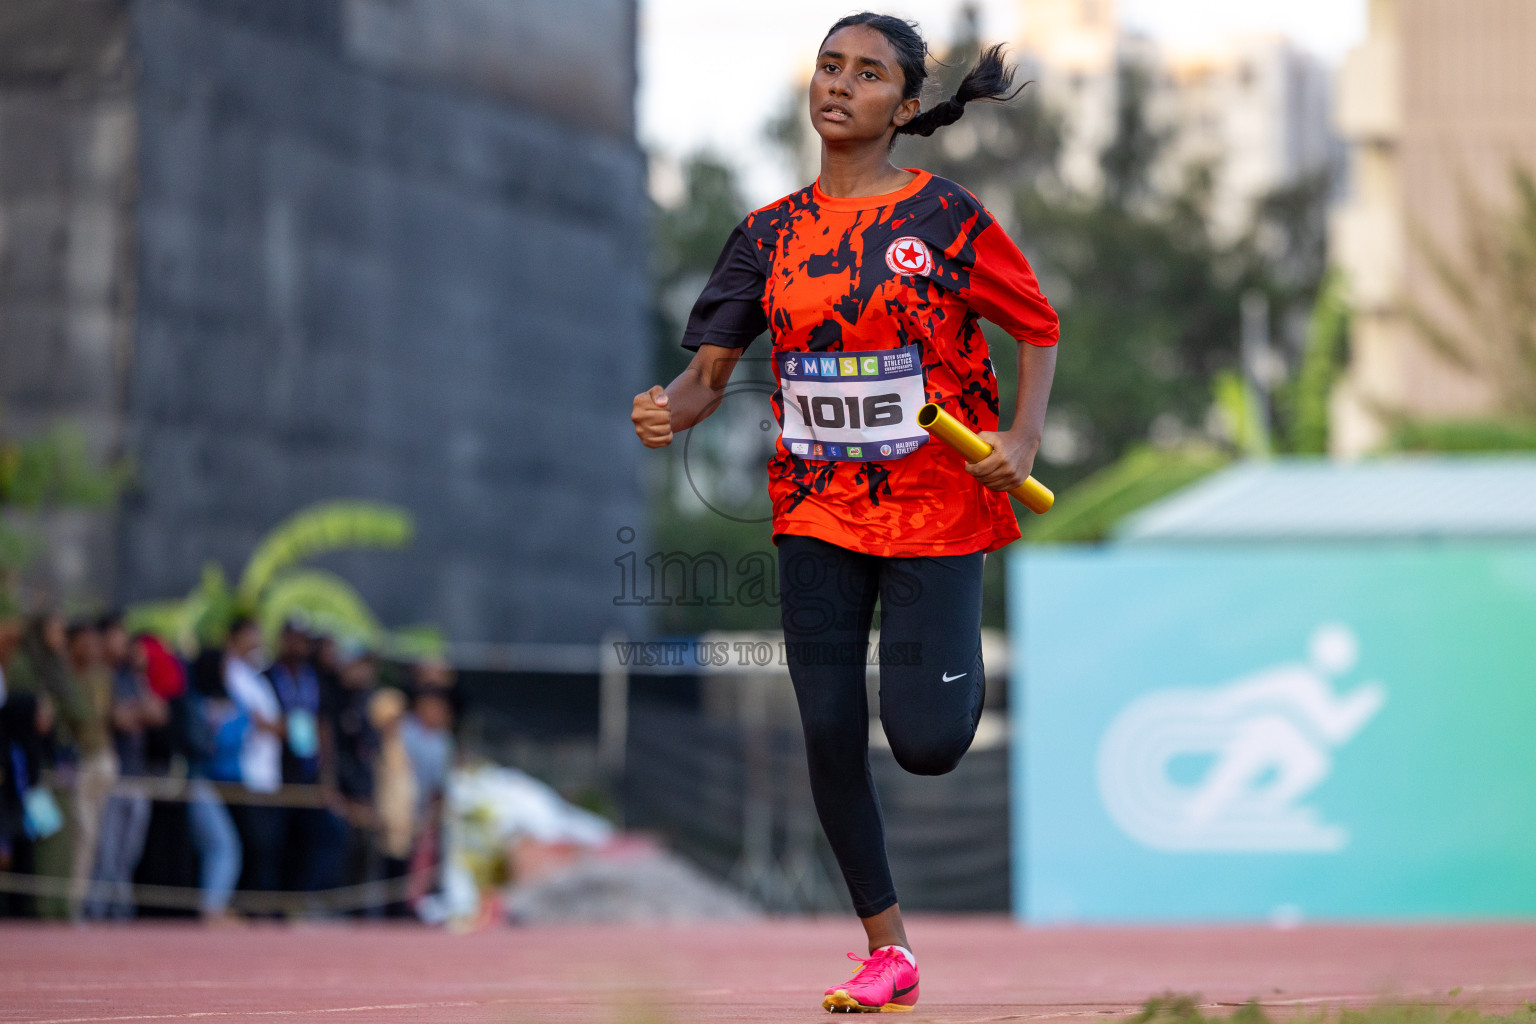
227, 615, 258, 641
821, 12, 1024, 139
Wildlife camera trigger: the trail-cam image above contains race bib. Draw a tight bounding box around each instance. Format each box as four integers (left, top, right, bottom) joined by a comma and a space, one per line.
777, 345, 929, 462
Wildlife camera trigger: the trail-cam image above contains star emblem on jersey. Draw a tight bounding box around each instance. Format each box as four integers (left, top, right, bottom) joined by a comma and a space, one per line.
885, 236, 933, 277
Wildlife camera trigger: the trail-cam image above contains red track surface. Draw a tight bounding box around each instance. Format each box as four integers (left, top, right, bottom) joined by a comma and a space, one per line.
3, 919, 1536, 1023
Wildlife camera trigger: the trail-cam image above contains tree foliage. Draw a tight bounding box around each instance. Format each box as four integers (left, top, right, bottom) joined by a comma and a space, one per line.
1278, 269, 1350, 455
0, 412, 127, 614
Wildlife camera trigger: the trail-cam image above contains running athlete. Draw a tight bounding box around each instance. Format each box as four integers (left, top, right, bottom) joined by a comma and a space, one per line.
631, 12, 1058, 1014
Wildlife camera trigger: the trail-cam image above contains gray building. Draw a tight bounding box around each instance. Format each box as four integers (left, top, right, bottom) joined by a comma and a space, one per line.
0, 0, 648, 643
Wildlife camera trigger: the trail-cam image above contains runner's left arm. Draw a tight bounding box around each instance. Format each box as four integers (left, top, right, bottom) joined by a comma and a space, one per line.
953, 210, 1060, 492
632, 344, 744, 448
969, 342, 1057, 492
635, 217, 767, 449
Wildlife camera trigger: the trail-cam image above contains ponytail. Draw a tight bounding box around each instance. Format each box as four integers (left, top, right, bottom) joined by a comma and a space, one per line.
897, 44, 1027, 138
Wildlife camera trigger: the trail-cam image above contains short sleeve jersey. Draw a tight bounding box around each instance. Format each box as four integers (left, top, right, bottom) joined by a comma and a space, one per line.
683, 169, 1059, 557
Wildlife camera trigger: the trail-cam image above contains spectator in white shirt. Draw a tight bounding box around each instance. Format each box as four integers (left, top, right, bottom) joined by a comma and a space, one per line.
221, 618, 286, 897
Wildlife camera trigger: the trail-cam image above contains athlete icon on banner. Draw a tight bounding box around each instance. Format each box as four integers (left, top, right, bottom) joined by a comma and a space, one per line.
1097, 624, 1386, 852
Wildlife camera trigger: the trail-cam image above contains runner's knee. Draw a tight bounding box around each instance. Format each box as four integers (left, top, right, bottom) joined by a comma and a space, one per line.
887, 726, 972, 776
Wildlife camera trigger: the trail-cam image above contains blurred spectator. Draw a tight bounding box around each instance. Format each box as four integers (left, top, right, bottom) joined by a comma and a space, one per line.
0, 617, 21, 706
366, 687, 415, 916
412, 658, 453, 691
222, 617, 284, 897
401, 683, 455, 906
266, 623, 346, 894
87, 631, 168, 918
182, 628, 246, 923
412, 657, 463, 724
329, 644, 378, 827
9, 613, 85, 918
403, 686, 454, 829
312, 636, 341, 704
0, 691, 61, 917
65, 618, 118, 918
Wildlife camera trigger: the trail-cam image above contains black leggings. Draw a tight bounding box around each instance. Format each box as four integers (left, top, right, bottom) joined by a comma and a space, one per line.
777, 533, 986, 918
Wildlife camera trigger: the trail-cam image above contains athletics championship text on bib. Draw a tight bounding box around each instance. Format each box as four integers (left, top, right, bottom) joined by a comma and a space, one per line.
777, 345, 929, 462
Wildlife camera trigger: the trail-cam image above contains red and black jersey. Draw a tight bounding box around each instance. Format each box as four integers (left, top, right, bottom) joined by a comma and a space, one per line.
682, 169, 1059, 557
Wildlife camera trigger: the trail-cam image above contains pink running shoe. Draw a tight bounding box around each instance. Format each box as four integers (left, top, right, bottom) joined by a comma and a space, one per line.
822, 948, 920, 1013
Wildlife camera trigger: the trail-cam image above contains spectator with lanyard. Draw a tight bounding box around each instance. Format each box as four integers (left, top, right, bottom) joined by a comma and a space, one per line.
265, 622, 345, 897
632, 12, 1057, 1013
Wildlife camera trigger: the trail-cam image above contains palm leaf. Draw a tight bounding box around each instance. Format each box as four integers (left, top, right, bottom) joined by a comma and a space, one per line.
257, 567, 383, 647
238, 501, 413, 605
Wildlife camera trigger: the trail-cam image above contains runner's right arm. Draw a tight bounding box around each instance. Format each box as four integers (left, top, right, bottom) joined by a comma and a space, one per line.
632, 343, 744, 448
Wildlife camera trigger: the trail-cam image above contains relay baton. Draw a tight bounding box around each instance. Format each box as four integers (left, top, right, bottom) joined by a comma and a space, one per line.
916, 403, 1055, 514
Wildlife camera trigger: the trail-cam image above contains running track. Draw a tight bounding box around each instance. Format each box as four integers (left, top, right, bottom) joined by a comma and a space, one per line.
4, 919, 1536, 1023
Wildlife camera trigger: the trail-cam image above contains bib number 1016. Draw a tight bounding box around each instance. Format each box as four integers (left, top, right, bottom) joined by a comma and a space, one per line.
794, 393, 902, 430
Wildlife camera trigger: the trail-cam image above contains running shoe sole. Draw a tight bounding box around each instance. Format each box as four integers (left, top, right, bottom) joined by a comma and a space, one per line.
822, 988, 916, 1013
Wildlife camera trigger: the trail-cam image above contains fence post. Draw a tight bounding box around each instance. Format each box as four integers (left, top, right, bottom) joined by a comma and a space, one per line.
599, 631, 628, 825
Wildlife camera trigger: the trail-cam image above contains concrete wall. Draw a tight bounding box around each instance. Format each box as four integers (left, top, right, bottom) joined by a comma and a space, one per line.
0, 0, 136, 605
114, 0, 648, 643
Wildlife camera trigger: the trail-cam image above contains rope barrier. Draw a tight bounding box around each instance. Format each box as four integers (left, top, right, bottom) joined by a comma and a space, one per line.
40, 771, 386, 826
0, 868, 431, 915
12, 774, 436, 913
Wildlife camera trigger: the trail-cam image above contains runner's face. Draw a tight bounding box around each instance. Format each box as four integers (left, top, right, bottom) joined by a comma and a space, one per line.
810, 26, 918, 146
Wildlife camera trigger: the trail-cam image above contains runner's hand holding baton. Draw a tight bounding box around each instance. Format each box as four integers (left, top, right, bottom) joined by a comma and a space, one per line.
917, 403, 1054, 514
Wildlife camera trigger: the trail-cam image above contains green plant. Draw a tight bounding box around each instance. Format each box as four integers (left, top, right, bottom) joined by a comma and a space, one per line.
0, 413, 127, 613
1213, 370, 1272, 457
1282, 269, 1350, 454
126, 500, 442, 657
1387, 418, 1536, 453
1116, 993, 1536, 1024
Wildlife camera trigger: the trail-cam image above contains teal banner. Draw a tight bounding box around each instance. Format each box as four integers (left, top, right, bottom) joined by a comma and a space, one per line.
1010, 544, 1536, 923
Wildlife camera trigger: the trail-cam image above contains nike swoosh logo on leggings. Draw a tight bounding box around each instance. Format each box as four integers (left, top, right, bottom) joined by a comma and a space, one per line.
941, 671, 967, 682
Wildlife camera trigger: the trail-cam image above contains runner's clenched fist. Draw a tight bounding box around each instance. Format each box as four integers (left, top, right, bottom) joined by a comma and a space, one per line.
632, 385, 673, 448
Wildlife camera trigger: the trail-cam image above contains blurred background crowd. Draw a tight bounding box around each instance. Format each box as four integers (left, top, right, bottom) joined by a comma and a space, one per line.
0, 612, 456, 922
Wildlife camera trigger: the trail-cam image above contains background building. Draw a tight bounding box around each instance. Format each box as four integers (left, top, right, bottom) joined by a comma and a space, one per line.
1144, 34, 1334, 242
1016, 0, 1335, 238
1015, 0, 1120, 196
1329, 0, 1536, 456
0, 0, 649, 644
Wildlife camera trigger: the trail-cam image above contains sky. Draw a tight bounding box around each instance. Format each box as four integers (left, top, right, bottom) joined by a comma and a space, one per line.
637, 0, 1368, 206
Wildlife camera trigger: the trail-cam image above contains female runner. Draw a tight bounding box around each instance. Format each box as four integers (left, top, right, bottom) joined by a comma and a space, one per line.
632, 11, 1058, 1013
